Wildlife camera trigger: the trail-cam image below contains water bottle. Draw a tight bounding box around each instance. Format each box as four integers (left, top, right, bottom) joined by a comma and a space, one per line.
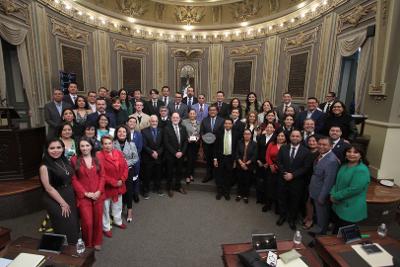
293, 230, 302, 246
377, 223, 387, 238
76, 238, 85, 255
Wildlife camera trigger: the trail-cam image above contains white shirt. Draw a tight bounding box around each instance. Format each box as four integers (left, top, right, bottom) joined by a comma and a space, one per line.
89, 103, 96, 113
332, 138, 340, 147
290, 144, 300, 158
265, 134, 273, 145
304, 131, 315, 140
306, 109, 315, 119
318, 150, 332, 161
69, 94, 77, 104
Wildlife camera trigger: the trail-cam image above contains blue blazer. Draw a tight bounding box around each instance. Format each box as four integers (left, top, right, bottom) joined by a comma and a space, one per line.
130, 130, 143, 174
309, 151, 340, 203
295, 110, 325, 133
191, 103, 209, 123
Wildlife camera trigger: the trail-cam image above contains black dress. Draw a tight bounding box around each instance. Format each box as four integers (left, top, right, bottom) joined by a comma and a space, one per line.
42, 160, 80, 244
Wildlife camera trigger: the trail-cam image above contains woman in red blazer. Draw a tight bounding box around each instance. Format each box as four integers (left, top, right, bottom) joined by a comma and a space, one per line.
71, 137, 105, 250
264, 130, 287, 213
97, 135, 128, 238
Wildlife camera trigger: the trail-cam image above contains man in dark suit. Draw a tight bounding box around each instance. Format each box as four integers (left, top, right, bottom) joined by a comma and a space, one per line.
163, 112, 188, 197
145, 89, 164, 115
130, 89, 147, 114
44, 88, 72, 139
182, 87, 198, 110
167, 92, 188, 119
160, 85, 172, 106
329, 125, 351, 163
158, 106, 170, 129
231, 108, 245, 138
295, 97, 325, 133
309, 136, 340, 235
213, 118, 239, 200
319, 91, 336, 113
302, 118, 318, 146
200, 105, 224, 183
142, 115, 164, 197
213, 91, 230, 118
276, 92, 299, 121
62, 82, 78, 106
86, 98, 116, 128
276, 130, 313, 230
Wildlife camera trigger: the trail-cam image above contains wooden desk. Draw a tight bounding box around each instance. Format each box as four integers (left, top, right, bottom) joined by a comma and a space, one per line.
221, 241, 322, 267
4, 236, 95, 267
315, 231, 400, 267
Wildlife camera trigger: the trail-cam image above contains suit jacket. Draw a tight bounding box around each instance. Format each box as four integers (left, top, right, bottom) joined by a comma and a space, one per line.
159, 96, 172, 107
130, 112, 150, 131
130, 97, 147, 114
71, 155, 105, 206
182, 96, 198, 108
277, 144, 312, 181
332, 138, 351, 163
236, 140, 258, 170
276, 103, 299, 121
63, 94, 76, 107
232, 119, 246, 139
309, 151, 340, 203
87, 111, 117, 128
256, 134, 274, 164
97, 149, 128, 201
163, 123, 188, 159
142, 127, 164, 163
191, 103, 209, 123
213, 129, 239, 160
113, 140, 139, 167
158, 117, 171, 129
167, 102, 188, 119
213, 102, 230, 118
44, 101, 72, 139
200, 116, 224, 136
295, 110, 325, 133
144, 99, 164, 115
319, 101, 334, 113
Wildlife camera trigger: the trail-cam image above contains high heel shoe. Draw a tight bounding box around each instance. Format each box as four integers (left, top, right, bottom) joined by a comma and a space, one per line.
127, 217, 133, 223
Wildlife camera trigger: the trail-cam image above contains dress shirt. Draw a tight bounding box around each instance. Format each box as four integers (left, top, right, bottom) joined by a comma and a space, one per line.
89, 103, 96, 113
318, 150, 332, 161
54, 101, 62, 115
304, 131, 315, 140
332, 138, 340, 147
306, 110, 315, 119
264, 134, 273, 145
290, 144, 300, 159
70, 94, 77, 104
163, 96, 169, 105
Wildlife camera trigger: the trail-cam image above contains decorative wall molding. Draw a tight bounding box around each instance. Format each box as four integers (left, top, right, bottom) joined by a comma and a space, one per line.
116, 0, 147, 17
0, 0, 28, 23
229, 44, 261, 56
171, 47, 204, 58
231, 0, 262, 22
51, 18, 89, 43
338, 2, 376, 32
284, 27, 318, 51
113, 39, 149, 54
175, 6, 205, 24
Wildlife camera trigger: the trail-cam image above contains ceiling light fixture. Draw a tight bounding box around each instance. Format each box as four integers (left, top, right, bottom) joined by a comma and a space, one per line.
128, 17, 135, 23
268, 25, 273, 30
290, 18, 295, 23
240, 21, 249, 27
77, 11, 82, 15
136, 29, 140, 33
183, 24, 193, 31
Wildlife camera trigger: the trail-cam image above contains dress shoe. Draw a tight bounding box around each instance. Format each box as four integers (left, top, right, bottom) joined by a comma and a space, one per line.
157, 190, 165, 197
288, 221, 296, 230
216, 194, 222, 200
262, 204, 271, 212
133, 194, 140, 203
103, 230, 112, 238
114, 223, 127, 229
94, 245, 102, 251
224, 194, 231, 200
276, 217, 286, 226
178, 188, 187, 194
235, 196, 241, 202
243, 197, 249, 204
167, 190, 174, 197
202, 177, 212, 183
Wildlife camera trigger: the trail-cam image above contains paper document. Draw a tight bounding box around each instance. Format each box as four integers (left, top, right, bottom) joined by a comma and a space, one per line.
277, 258, 308, 267
0, 258, 12, 267
352, 243, 393, 267
7, 253, 46, 267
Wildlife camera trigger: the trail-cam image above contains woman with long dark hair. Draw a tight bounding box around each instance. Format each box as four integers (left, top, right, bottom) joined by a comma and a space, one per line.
182, 109, 201, 184
126, 116, 143, 202
323, 100, 356, 140
243, 92, 260, 116
96, 114, 114, 141
229, 98, 243, 119
82, 123, 102, 152
73, 95, 92, 127
277, 115, 295, 140
263, 130, 287, 213
62, 108, 83, 139
110, 97, 129, 126
330, 144, 370, 233
39, 138, 80, 244
58, 122, 76, 161
113, 125, 139, 223
258, 100, 276, 124
245, 111, 259, 142
71, 137, 105, 250
118, 88, 133, 115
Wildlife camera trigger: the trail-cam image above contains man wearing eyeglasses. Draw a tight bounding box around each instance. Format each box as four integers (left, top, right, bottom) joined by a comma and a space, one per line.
191, 94, 208, 123
319, 91, 336, 113
167, 92, 188, 119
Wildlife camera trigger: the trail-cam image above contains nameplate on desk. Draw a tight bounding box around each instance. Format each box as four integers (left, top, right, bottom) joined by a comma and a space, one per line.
352, 243, 393, 267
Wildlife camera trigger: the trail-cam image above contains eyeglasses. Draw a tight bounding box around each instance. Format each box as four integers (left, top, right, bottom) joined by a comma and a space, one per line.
332, 105, 343, 109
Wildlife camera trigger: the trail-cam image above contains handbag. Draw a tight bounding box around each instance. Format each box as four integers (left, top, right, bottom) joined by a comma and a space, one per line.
238, 249, 269, 267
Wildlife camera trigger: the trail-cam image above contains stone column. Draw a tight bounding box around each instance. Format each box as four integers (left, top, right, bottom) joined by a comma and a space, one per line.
153, 41, 168, 90
93, 30, 111, 89
262, 36, 281, 104
208, 44, 223, 102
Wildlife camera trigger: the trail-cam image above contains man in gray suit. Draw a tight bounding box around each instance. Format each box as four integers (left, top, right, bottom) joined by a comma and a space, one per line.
44, 88, 72, 139
167, 92, 188, 119
276, 92, 298, 121
309, 136, 340, 235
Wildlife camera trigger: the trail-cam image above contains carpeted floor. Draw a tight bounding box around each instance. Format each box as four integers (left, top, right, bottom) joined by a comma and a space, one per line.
1, 189, 399, 267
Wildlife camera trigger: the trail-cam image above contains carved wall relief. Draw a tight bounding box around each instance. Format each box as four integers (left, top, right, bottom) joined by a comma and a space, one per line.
116, 0, 147, 17
175, 6, 205, 24
113, 39, 149, 54
171, 47, 204, 58
338, 2, 376, 32
232, 0, 262, 22
51, 19, 89, 43
284, 28, 318, 50
229, 44, 261, 56
0, 0, 28, 23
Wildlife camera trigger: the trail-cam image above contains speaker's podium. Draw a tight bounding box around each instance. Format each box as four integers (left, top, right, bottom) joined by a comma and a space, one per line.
0, 107, 45, 180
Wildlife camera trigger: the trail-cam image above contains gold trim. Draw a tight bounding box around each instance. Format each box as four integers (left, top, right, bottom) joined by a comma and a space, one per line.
51, 18, 89, 43
229, 44, 261, 56
113, 39, 149, 54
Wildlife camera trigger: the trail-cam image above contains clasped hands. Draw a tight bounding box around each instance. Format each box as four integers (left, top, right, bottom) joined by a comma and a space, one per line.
85, 191, 101, 200
283, 172, 294, 181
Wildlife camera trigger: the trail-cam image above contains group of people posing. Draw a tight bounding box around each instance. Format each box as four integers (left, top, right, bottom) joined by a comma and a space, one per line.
41, 82, 370, 251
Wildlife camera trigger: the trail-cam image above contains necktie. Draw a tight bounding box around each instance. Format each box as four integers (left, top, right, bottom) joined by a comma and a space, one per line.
211, 117, 215, 131
72, 95, 76, 103
200, 104, 203, 112
152, 128, 157, 142
174, 125, 180, 144
138, 116, 142, 124
188, 98, 192, 107
243, 142, 248, 162
326, 103, 331, 113
284, 104, 287, 113
175, 104, 179, 110
290, 147, 296, 161
218, 102, 222, 110
223, 132, 229, 155
164, 96, 167, 104
153, 101, 157, 108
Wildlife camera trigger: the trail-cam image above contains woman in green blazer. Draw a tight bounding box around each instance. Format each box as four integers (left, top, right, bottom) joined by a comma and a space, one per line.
330, 144, 370, 234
